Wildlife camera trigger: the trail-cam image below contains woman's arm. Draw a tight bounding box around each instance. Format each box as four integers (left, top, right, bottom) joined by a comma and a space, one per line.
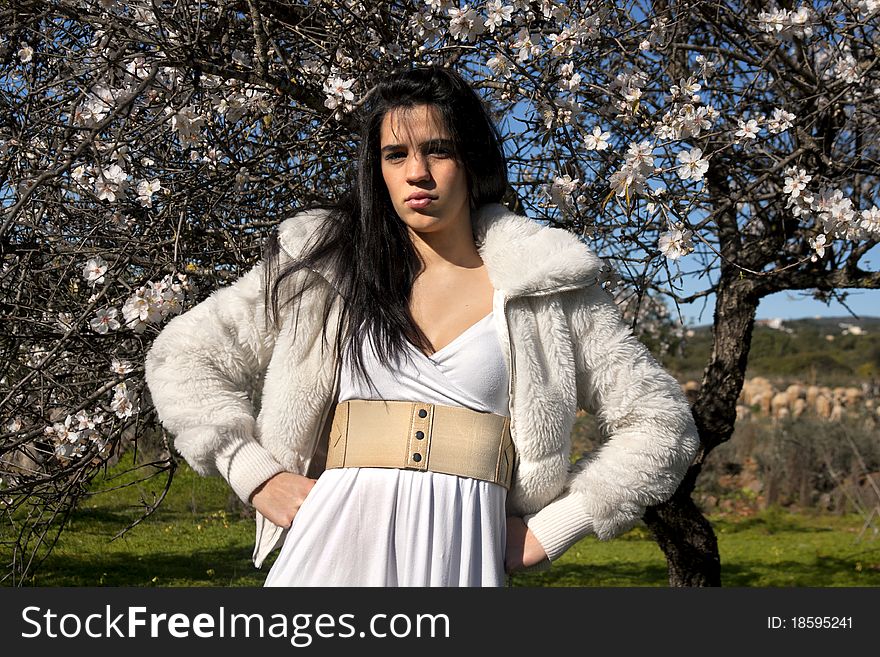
144, 260, 287, 504
524, 283, 700, 561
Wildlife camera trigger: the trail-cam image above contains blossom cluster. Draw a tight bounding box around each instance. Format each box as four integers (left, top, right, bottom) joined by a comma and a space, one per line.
757, 4, 816, 39
42, 410, 112, 461
87, 270, 191, 334
782, 167, 880, 261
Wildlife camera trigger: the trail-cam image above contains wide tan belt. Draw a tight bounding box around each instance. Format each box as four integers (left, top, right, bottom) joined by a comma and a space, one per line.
325, 400, 516, 489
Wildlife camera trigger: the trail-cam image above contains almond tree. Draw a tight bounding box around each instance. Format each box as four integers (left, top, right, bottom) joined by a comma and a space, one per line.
2, 0, 878, 585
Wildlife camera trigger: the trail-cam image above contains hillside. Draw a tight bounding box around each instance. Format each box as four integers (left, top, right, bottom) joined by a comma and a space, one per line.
661, 316, 880, 386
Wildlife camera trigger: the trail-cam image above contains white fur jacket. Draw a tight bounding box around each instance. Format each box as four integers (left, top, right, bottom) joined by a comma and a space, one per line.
144, 203, 700, 569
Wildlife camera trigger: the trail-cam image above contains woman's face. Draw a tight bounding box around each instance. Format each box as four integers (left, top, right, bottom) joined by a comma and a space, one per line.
379, 104, 470, 236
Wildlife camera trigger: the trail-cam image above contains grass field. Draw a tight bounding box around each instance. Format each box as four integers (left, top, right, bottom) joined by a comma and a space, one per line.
7, 456, 880, 587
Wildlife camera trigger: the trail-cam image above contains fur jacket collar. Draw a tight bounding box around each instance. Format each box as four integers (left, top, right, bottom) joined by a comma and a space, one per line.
277, 203, 604, 299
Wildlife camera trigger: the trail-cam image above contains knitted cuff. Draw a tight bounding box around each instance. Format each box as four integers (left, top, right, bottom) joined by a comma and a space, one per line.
523, 491, 594, 562
214, 431, 287, 504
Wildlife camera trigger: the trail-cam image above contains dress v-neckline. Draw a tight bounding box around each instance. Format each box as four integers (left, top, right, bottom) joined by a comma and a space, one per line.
410, 312, 493, 360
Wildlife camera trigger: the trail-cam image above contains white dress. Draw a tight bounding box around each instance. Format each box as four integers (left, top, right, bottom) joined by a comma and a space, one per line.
264, 312, 511, 587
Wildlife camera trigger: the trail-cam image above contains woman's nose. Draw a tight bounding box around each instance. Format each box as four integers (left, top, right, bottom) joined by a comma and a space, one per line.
405, 154, 431, 182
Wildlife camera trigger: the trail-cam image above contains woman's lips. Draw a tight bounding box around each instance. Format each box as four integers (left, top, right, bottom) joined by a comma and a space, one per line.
405, 197, 434, 209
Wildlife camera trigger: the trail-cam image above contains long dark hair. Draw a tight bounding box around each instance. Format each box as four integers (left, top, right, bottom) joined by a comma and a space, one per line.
263, 65, 508, 388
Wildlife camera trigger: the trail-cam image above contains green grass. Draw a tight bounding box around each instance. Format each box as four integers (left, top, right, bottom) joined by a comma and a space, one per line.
6, 457, 880, 587
512, 510, 880, 587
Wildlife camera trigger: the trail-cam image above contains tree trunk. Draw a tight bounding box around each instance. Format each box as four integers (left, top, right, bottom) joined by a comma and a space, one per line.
644, 485, 720, 586
645, 273, 760, 586
692, 275, 760, 453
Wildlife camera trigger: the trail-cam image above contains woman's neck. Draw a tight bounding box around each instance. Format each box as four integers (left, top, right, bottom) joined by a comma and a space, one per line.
408, 217, 483, 272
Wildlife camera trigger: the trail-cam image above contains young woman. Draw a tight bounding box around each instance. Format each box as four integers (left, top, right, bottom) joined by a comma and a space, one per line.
144, 65, 700, 587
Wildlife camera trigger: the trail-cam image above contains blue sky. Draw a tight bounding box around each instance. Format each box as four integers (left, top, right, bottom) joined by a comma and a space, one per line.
668, 243, 880, 326
755, 288, 879, 322
675, 288, 880, 327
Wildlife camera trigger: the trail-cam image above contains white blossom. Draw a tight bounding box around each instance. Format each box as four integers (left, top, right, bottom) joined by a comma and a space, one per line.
759, 5, 815, 38
624, 140, 655, 173
108, 211, 131, 229
512, 29, 541, 63
669, 76, 701, 101
57, 312, 75, 331
549, 174, 580, 208
859, 207, 880, 237
111, 382, 139, 418
94, 163, 127, 202
322, 76, 355, 111
681, 104, 716, 138
609, 164, 647, 198
787, 6, 815, 38
487, 54, 512, 77
82, 256, 108, 285
71, 164, 91, 184
735, 118, 760, 141
484, 1, 513, 33
424, 0, 450, 14
855, 0, 879, 16
18, 44, 34, 63
547, 28, 577, 57
783, 167, 814, 218
90, 307, 120, 334
44, 415, 79, 446
809, 233, 827, 262
94, 179, 115, 202
676, 147, 709, 181
121, 273, 189, 332
73, 410, 103, 432
110, 357, 134, 375
757, 8, 789, 33
559, 64, 582, 92
783, 168, 811, 198
75, 85, 119, 126
695, 54, 717, 79
659, 227, 695, 260
834, 53, 861, 84
168, 106, 205, 146
583, 125, 610, 151
767, 107, 795, 134
562, 73, 582, 91
124, 55, 151, 80
814, 188, 857, 238
137, 178, 162, 207
448, 5, 485, 41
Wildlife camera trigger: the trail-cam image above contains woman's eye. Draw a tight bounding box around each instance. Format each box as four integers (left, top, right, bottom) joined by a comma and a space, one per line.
384, 151, 405, 161
427, 147, 452, 157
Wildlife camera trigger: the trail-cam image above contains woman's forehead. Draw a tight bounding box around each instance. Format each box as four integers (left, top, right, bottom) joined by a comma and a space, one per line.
380, 105, 451, 145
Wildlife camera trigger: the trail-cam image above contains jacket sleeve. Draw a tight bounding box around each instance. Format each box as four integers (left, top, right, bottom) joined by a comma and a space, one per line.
143, 260, 286, 503
524, 283, 700, 560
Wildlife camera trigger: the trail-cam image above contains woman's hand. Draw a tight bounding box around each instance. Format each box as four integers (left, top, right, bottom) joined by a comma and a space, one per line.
249, 472, 317, 528
504, 515, 549, 574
